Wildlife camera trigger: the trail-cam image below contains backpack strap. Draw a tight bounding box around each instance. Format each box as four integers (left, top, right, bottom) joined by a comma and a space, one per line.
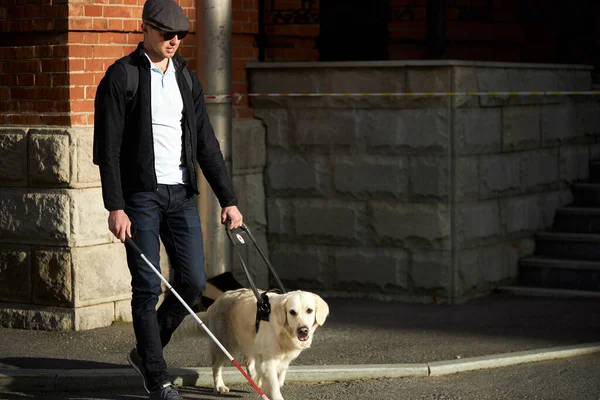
181, 67, 193, 95
123, 59, 139, 102
121, 56, 193, 103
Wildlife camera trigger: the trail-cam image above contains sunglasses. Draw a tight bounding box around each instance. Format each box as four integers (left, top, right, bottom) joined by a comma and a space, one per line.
145, 22, 188, 41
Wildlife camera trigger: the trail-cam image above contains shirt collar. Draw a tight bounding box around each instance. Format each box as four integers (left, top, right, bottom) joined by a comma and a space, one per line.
144, 53, 174, 75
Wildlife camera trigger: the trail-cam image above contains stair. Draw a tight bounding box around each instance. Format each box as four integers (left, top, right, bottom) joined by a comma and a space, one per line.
515, 160, 600, 293
519, 256, 600, 291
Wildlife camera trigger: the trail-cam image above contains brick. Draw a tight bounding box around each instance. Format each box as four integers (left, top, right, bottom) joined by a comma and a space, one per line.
74, 303, 115, 331
69, 45, 90, 58
335, 249, 407, 289
104, 5, 134, 18
122, 19, 138, 31
294, 201, 364, 243
41, 115, 71, 126
0, 189, 70, 244
0, 129, 27, 185
84, 5, 103, 16
93, 18, 109, 30
479, 153, 521, 198
69, 18, 93, 30
8, 114, 42, 125
70, 87, 85, 99
268, 245, 324, 285
72, 244, 131, 306
71, 114, 90, 126
93, 45, 123, 58
454, 107, 502, 155
541, 103, 577, 145
0, 305, 73, 331
334, 155, 408, 199
0, 246, 31, 302
115, 299, 132, 322
70, 100, 93, 113
520, 149, 559, 191
232, 118, 266, 171
411, 250, 450, 291
457, 200, 501, 248
85, 85, 97, 99
68, 3, 83, 16
361, 108, 449, 154
409, 156, 449, 200
32, 248, 73, 306
70, 73, 95, 86
292, 109, 359, 148
371, 201, 450, 250
33, 19, 53, 31
232, 173, 266, 227
28, 130, 71, 186
502, 106, 541, 151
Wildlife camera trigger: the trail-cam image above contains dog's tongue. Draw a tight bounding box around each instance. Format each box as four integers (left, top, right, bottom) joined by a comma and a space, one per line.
298, 336, 309, 342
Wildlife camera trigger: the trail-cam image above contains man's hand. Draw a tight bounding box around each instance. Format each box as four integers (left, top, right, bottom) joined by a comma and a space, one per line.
108, 209, 131, 242
221, 205, 243, 230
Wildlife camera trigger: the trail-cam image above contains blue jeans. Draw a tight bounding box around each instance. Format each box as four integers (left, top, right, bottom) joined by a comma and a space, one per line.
124, 184, 206, 391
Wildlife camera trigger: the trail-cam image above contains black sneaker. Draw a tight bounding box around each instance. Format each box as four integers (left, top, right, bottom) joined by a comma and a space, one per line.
127, 347, 149, 393
149, 383, 183, 400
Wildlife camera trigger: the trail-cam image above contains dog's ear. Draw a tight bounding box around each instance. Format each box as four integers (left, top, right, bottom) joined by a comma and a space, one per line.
313, 294, 329, 326
272, 295, 287, 327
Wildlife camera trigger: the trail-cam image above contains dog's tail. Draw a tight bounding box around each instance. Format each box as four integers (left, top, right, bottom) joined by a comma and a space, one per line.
172, 311, 209, 341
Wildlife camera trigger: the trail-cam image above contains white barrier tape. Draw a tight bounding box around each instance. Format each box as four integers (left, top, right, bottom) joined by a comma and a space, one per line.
204, 91, 600, 103
203, 93, 243, 104
244, 91, 600, 97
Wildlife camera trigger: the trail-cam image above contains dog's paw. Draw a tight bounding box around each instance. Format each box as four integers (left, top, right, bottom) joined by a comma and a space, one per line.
216, 385, 230, 394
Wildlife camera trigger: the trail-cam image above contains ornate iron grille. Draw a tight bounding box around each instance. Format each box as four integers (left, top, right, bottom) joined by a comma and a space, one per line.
264, 0, 319, 26
261, 0, 533, 26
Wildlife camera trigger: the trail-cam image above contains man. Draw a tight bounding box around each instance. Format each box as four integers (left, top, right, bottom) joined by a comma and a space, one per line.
93, 0, 243, 398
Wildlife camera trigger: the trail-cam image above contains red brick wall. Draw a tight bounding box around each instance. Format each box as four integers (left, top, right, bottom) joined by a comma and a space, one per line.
0, 1, 69, 126
2, 1, 597, 127
0, 0, 261, 126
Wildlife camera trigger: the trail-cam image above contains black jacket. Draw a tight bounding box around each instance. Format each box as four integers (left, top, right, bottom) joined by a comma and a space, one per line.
93, 43, 237, 211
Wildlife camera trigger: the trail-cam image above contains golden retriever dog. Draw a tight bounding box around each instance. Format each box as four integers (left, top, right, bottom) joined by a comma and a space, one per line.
174, 288, 329, 400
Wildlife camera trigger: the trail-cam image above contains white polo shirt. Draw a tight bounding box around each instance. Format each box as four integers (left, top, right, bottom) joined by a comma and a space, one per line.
146, 54, 188, 185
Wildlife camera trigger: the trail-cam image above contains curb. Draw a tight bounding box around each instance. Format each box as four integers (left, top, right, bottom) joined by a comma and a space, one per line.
1, 342, 599, 392
497, 286, 600, 299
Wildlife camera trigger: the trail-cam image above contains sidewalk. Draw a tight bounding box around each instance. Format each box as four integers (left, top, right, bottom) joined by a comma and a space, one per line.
1, 291, 599, 392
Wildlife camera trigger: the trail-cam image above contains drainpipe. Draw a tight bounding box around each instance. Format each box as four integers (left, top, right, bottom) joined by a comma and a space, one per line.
196, 0, 233, 280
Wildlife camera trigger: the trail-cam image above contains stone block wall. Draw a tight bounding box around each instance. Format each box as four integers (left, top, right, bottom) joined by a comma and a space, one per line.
0, 120, 268, 330
249, 60, 600, 303
0, 127, 134, 330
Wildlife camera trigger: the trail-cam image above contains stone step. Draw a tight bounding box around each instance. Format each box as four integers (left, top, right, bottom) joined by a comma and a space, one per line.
553, 207, 600, 233
535, 232, 600, 261
519, 256, 600, 291
571, 183, 600, 206
589, 161, 600, 183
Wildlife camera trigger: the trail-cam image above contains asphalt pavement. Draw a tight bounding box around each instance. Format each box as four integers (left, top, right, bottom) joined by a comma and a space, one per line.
0, 289, 599, 394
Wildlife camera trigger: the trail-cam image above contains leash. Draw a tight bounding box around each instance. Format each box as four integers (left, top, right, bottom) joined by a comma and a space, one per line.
225, 223, 287, 332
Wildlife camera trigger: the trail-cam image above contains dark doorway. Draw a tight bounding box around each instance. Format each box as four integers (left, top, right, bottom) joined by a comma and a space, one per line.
317, 0, 390, 61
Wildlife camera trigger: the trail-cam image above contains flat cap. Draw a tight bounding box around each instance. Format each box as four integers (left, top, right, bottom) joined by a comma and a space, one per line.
142, 0, 189, 32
